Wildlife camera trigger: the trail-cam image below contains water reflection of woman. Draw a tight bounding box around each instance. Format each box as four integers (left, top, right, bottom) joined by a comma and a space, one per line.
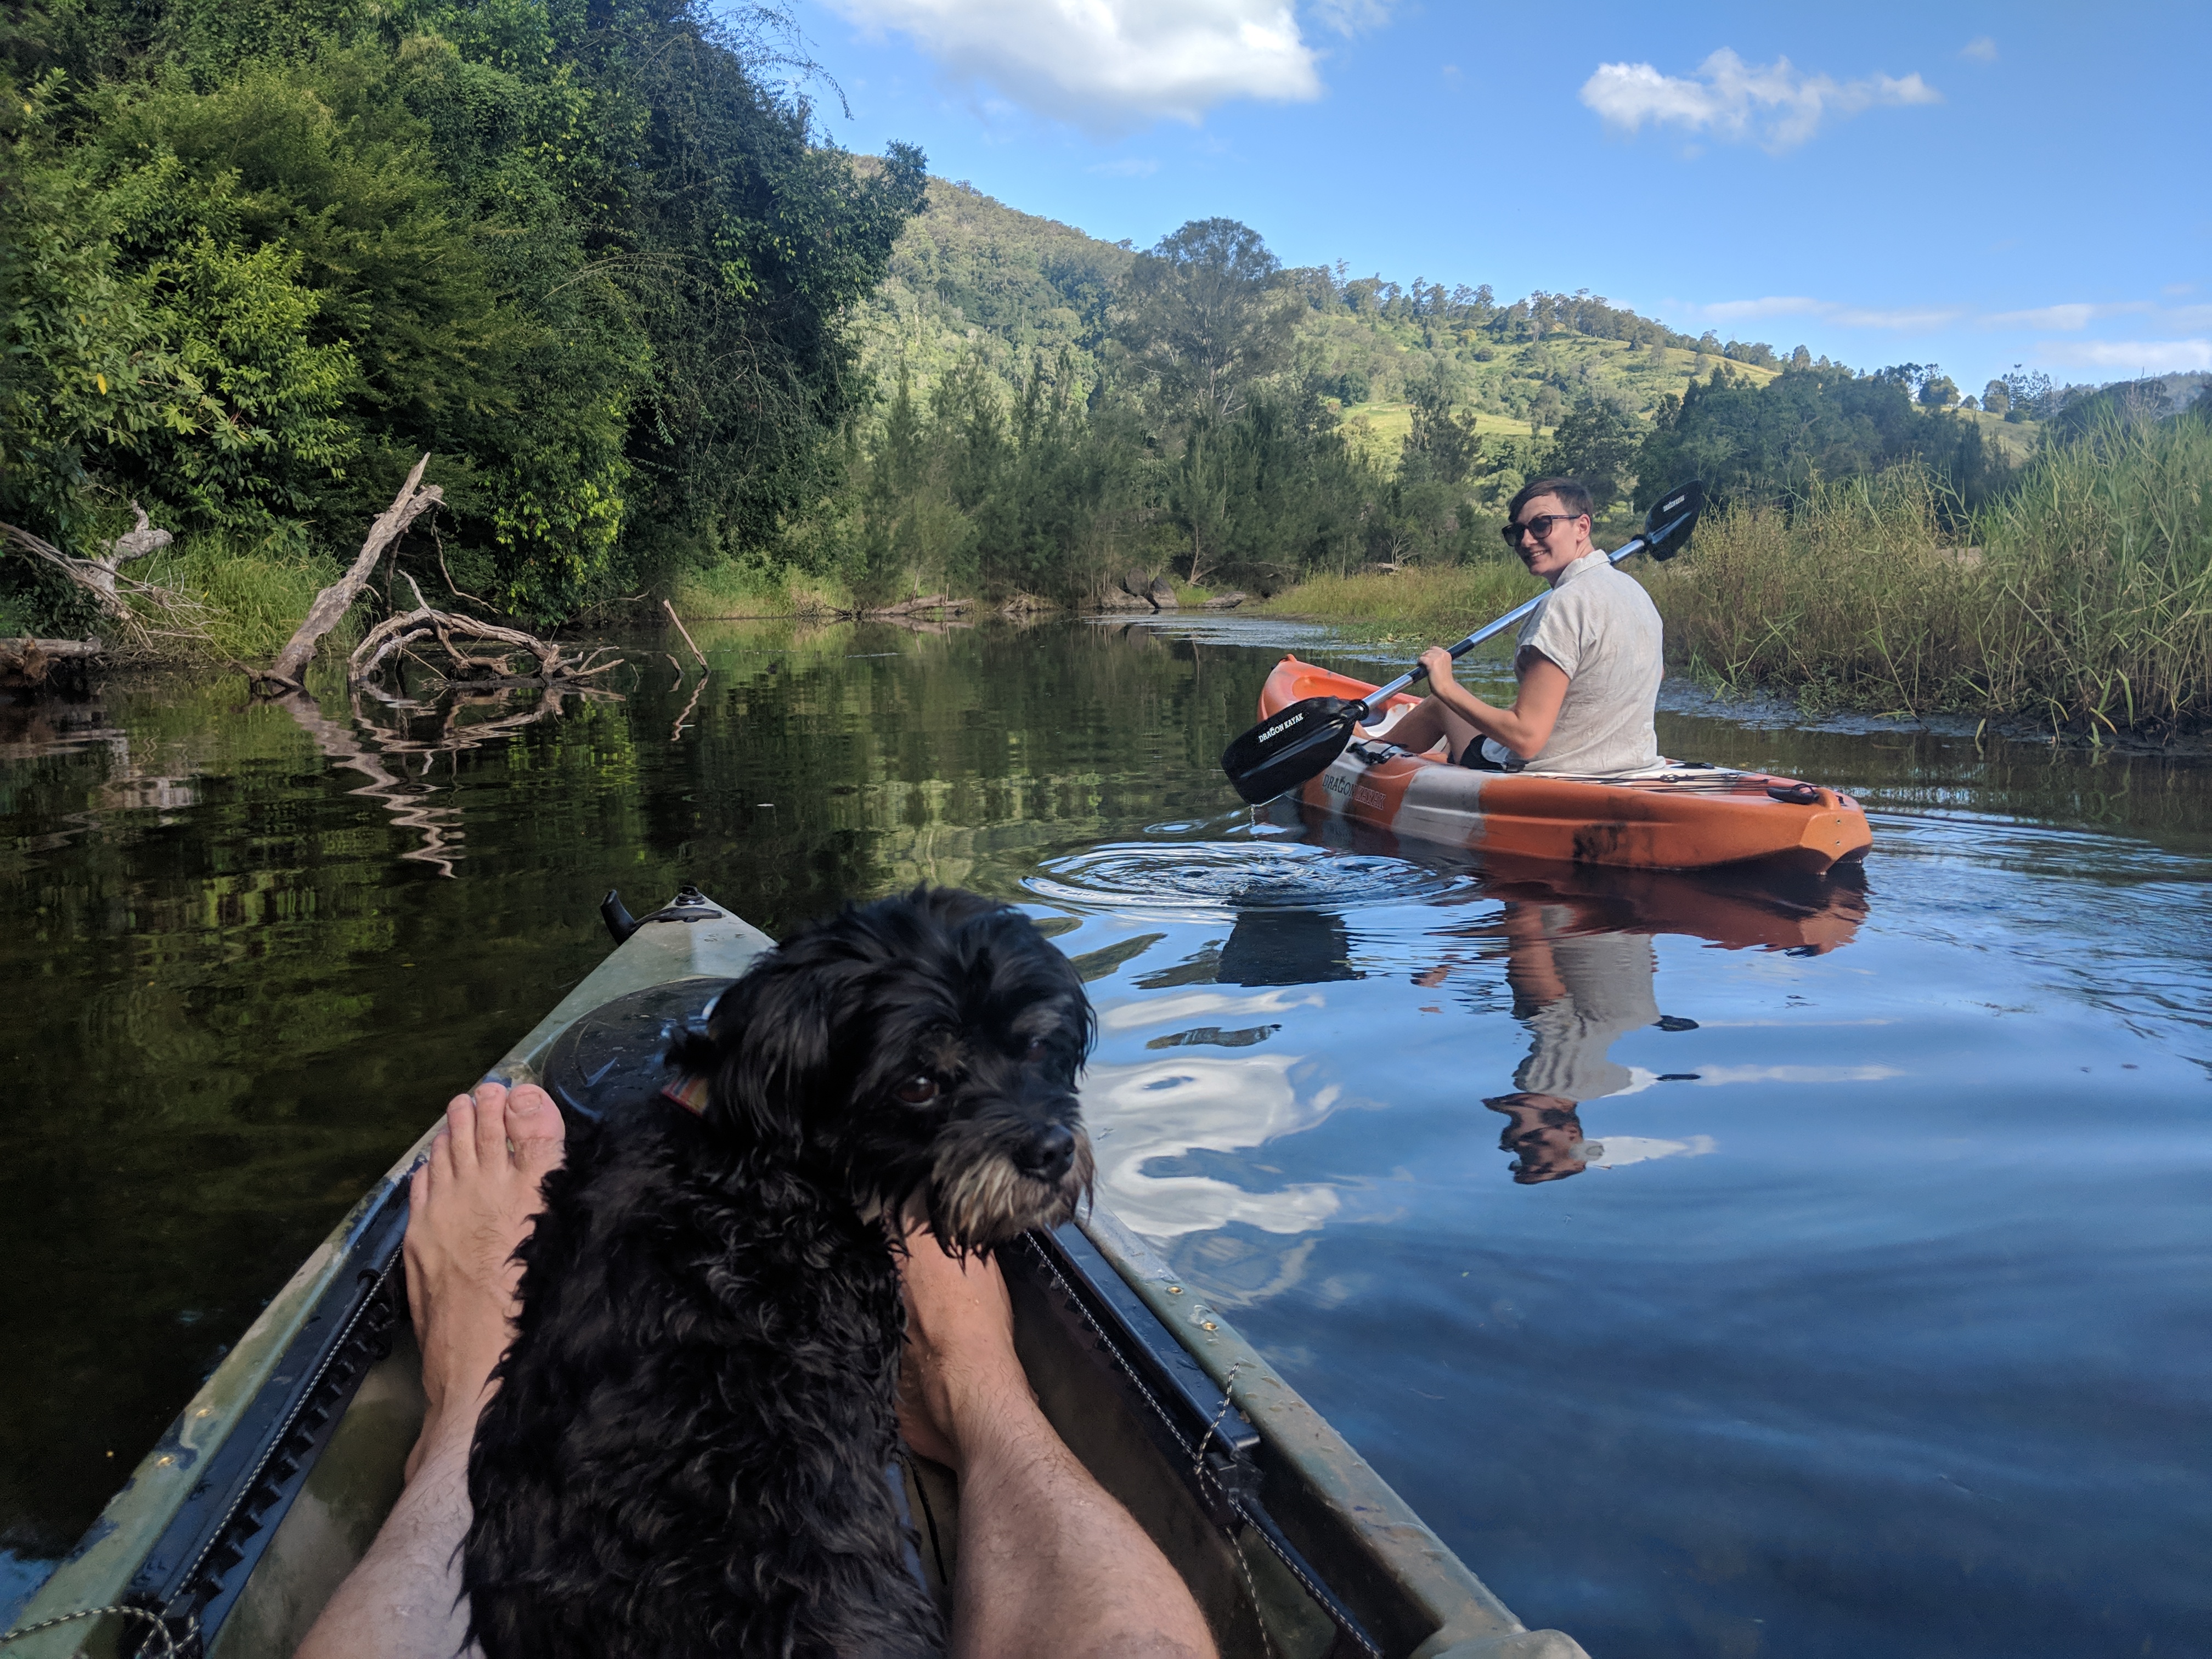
1421, 901, 1700, 1185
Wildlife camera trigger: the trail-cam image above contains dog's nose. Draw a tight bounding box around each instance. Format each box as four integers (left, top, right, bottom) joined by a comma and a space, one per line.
1018, 1123, 1077, 1182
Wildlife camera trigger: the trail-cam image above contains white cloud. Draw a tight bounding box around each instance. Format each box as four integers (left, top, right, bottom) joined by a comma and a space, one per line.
1684, 296, 1960, 331
1698, 296, 1826, 322
1580, 48, 1940, 151
1961, 36, 1997, 63
824, 0, 1321, 130
1984, 303, 2100, 331
2041, 339, 2212, 371
1827, 305, 1964, 330
1309, 0, 1391, 35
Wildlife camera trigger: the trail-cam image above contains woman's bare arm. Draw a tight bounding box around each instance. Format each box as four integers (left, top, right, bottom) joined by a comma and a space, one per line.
1414, 645, 1569, 760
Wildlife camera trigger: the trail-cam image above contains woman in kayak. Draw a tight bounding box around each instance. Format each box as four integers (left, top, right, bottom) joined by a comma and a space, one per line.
1363, 477, 1665, 775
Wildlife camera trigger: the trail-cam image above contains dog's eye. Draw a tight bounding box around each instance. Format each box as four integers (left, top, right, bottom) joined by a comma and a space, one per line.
1024, 1037, 1047, 1060
895, 1075, 940, 1105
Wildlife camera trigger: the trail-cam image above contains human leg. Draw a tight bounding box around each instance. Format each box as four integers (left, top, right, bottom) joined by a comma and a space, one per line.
1363, 695, 1479, 763
897, 1227, 1217, 1659
294, 1082, 566, 1659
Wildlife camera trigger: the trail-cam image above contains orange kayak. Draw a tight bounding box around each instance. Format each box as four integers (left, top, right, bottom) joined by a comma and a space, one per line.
1259, 656, 1872, 872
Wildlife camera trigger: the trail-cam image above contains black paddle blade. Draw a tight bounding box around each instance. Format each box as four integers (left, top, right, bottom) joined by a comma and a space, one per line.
1643, 478, 1705, 561
1221, 696, 1363, 804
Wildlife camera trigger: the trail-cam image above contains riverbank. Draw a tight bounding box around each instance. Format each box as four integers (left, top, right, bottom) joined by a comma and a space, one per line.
1253, 416, 2212, 736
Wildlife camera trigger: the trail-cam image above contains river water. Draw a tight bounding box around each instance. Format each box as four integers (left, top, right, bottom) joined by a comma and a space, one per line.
3, 616, 2207, 1656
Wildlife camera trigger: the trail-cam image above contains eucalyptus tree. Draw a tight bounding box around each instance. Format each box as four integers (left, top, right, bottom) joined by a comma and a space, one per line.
1114, 219, 1299, 421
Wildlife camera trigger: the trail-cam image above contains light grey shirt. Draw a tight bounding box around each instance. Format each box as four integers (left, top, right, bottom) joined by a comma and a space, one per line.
1513, 924, 1661, 1103
1480, 551, 1664, 776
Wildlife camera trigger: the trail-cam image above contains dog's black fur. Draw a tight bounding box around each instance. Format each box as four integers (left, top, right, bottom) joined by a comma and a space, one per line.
462, 887, 1096, 1659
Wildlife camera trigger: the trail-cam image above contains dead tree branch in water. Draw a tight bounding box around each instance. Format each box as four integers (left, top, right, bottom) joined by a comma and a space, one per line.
1, 635, 105, 690
2, 504, 190, 647
251, 455, 442, 693
350, 575, 622, 687
663, 599, 708, 669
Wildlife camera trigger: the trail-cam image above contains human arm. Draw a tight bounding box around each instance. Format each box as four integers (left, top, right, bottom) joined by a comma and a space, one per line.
898, 1229, 1217, 1659
1415, 645, 1569, 761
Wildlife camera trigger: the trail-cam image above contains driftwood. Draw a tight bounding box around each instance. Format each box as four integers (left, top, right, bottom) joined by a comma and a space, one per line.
253, 455, 442, 693
839, 592, 973, 620
349, 576, 622, 688
1, 505, 187, 645
2, 636, 105, 689
663, 599, 708, 669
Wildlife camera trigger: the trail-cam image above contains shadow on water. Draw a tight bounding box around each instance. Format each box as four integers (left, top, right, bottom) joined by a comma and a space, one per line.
4, 616, 2209, 1658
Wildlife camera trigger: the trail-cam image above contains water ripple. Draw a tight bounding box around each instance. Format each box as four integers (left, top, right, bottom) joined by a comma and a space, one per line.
1026, 839, 1469, 914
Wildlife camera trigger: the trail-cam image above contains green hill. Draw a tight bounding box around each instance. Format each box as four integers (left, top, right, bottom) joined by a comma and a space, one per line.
851, 174, 1135, 393
854, 176, 1791, 439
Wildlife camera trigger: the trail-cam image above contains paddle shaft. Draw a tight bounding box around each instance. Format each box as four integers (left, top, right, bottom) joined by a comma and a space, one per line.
1352, 528, 1657, 718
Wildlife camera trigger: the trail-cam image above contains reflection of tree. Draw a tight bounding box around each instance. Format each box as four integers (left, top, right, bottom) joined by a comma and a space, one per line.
274, 683, 616, 878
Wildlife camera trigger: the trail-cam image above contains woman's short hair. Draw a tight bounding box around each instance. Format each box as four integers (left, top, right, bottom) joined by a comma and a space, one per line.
1506, 476, 1594, 522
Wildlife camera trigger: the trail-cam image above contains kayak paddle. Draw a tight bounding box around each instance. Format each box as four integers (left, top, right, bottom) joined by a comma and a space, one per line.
1220, 480, 1705, 804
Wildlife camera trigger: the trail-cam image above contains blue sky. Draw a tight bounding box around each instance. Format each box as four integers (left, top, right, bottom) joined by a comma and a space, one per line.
791, 0, 2210, 393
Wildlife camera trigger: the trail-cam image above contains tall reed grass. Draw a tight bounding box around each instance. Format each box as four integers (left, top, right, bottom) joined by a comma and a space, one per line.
1250, 562, 1543, 652
133, 532, 343, 663
1648, 414, 2212, 731
674, 561, 854, 618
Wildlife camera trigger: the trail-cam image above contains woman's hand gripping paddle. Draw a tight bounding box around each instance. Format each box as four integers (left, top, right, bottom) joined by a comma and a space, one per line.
1218, 482, 1705, 804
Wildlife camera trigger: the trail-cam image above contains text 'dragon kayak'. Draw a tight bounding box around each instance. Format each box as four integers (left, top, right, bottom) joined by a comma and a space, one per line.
1261, 656, 1872, 872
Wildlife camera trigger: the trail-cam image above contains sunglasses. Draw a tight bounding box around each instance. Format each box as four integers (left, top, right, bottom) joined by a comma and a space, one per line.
1499, 512, 1585, 549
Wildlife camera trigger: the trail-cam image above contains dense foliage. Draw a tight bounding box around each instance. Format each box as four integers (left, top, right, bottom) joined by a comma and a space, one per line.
1633, 363, 2002, 515
1644, 409, 2212, 731
1, 0, 923, 632
797, 204, 2035, 606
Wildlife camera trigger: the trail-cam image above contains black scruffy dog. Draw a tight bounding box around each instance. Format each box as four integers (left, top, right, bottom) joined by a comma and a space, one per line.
462, 887, 1096, 1659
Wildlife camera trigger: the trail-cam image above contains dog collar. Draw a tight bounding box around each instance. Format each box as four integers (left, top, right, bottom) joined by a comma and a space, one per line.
661, 1074, 711, 1116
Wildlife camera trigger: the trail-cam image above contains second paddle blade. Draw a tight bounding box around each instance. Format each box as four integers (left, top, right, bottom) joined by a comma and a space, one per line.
1221, 696, 1362, 804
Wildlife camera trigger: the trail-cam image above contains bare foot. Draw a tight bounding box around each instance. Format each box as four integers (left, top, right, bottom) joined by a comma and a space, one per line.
402, 1081, 566, 1482
894, 1226, 1035, 1474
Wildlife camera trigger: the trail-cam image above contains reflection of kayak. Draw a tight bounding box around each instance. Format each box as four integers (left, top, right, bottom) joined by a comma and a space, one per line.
1260, 657, 1873, 872
1289, 807, 1871, 955
14, 890, 1584, 1659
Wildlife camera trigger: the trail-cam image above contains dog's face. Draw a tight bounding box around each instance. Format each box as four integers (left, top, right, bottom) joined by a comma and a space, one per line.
676, 887, 1095, 1249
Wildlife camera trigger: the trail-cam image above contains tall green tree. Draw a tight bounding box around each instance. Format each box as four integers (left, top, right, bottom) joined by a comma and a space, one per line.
1635, 364, 2002, 514
1114, 218, 1297, 419
1544, 394, 1641, 510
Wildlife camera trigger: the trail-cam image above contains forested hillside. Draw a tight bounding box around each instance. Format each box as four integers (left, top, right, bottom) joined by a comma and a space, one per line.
4, 7, 2081, 640
850, 176, 1803, 441
777, 180, 2017, 608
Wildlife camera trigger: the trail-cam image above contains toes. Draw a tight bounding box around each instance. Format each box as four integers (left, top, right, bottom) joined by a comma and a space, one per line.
444, 1093, 481, 1173
504, 1084, 567, 1177
470, 1081, 512, 1167
430, 1116, 461, 1183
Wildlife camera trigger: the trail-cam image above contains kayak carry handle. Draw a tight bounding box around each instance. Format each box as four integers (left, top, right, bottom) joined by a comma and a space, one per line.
602, 885, 726, 945
602, 889, 640, 944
